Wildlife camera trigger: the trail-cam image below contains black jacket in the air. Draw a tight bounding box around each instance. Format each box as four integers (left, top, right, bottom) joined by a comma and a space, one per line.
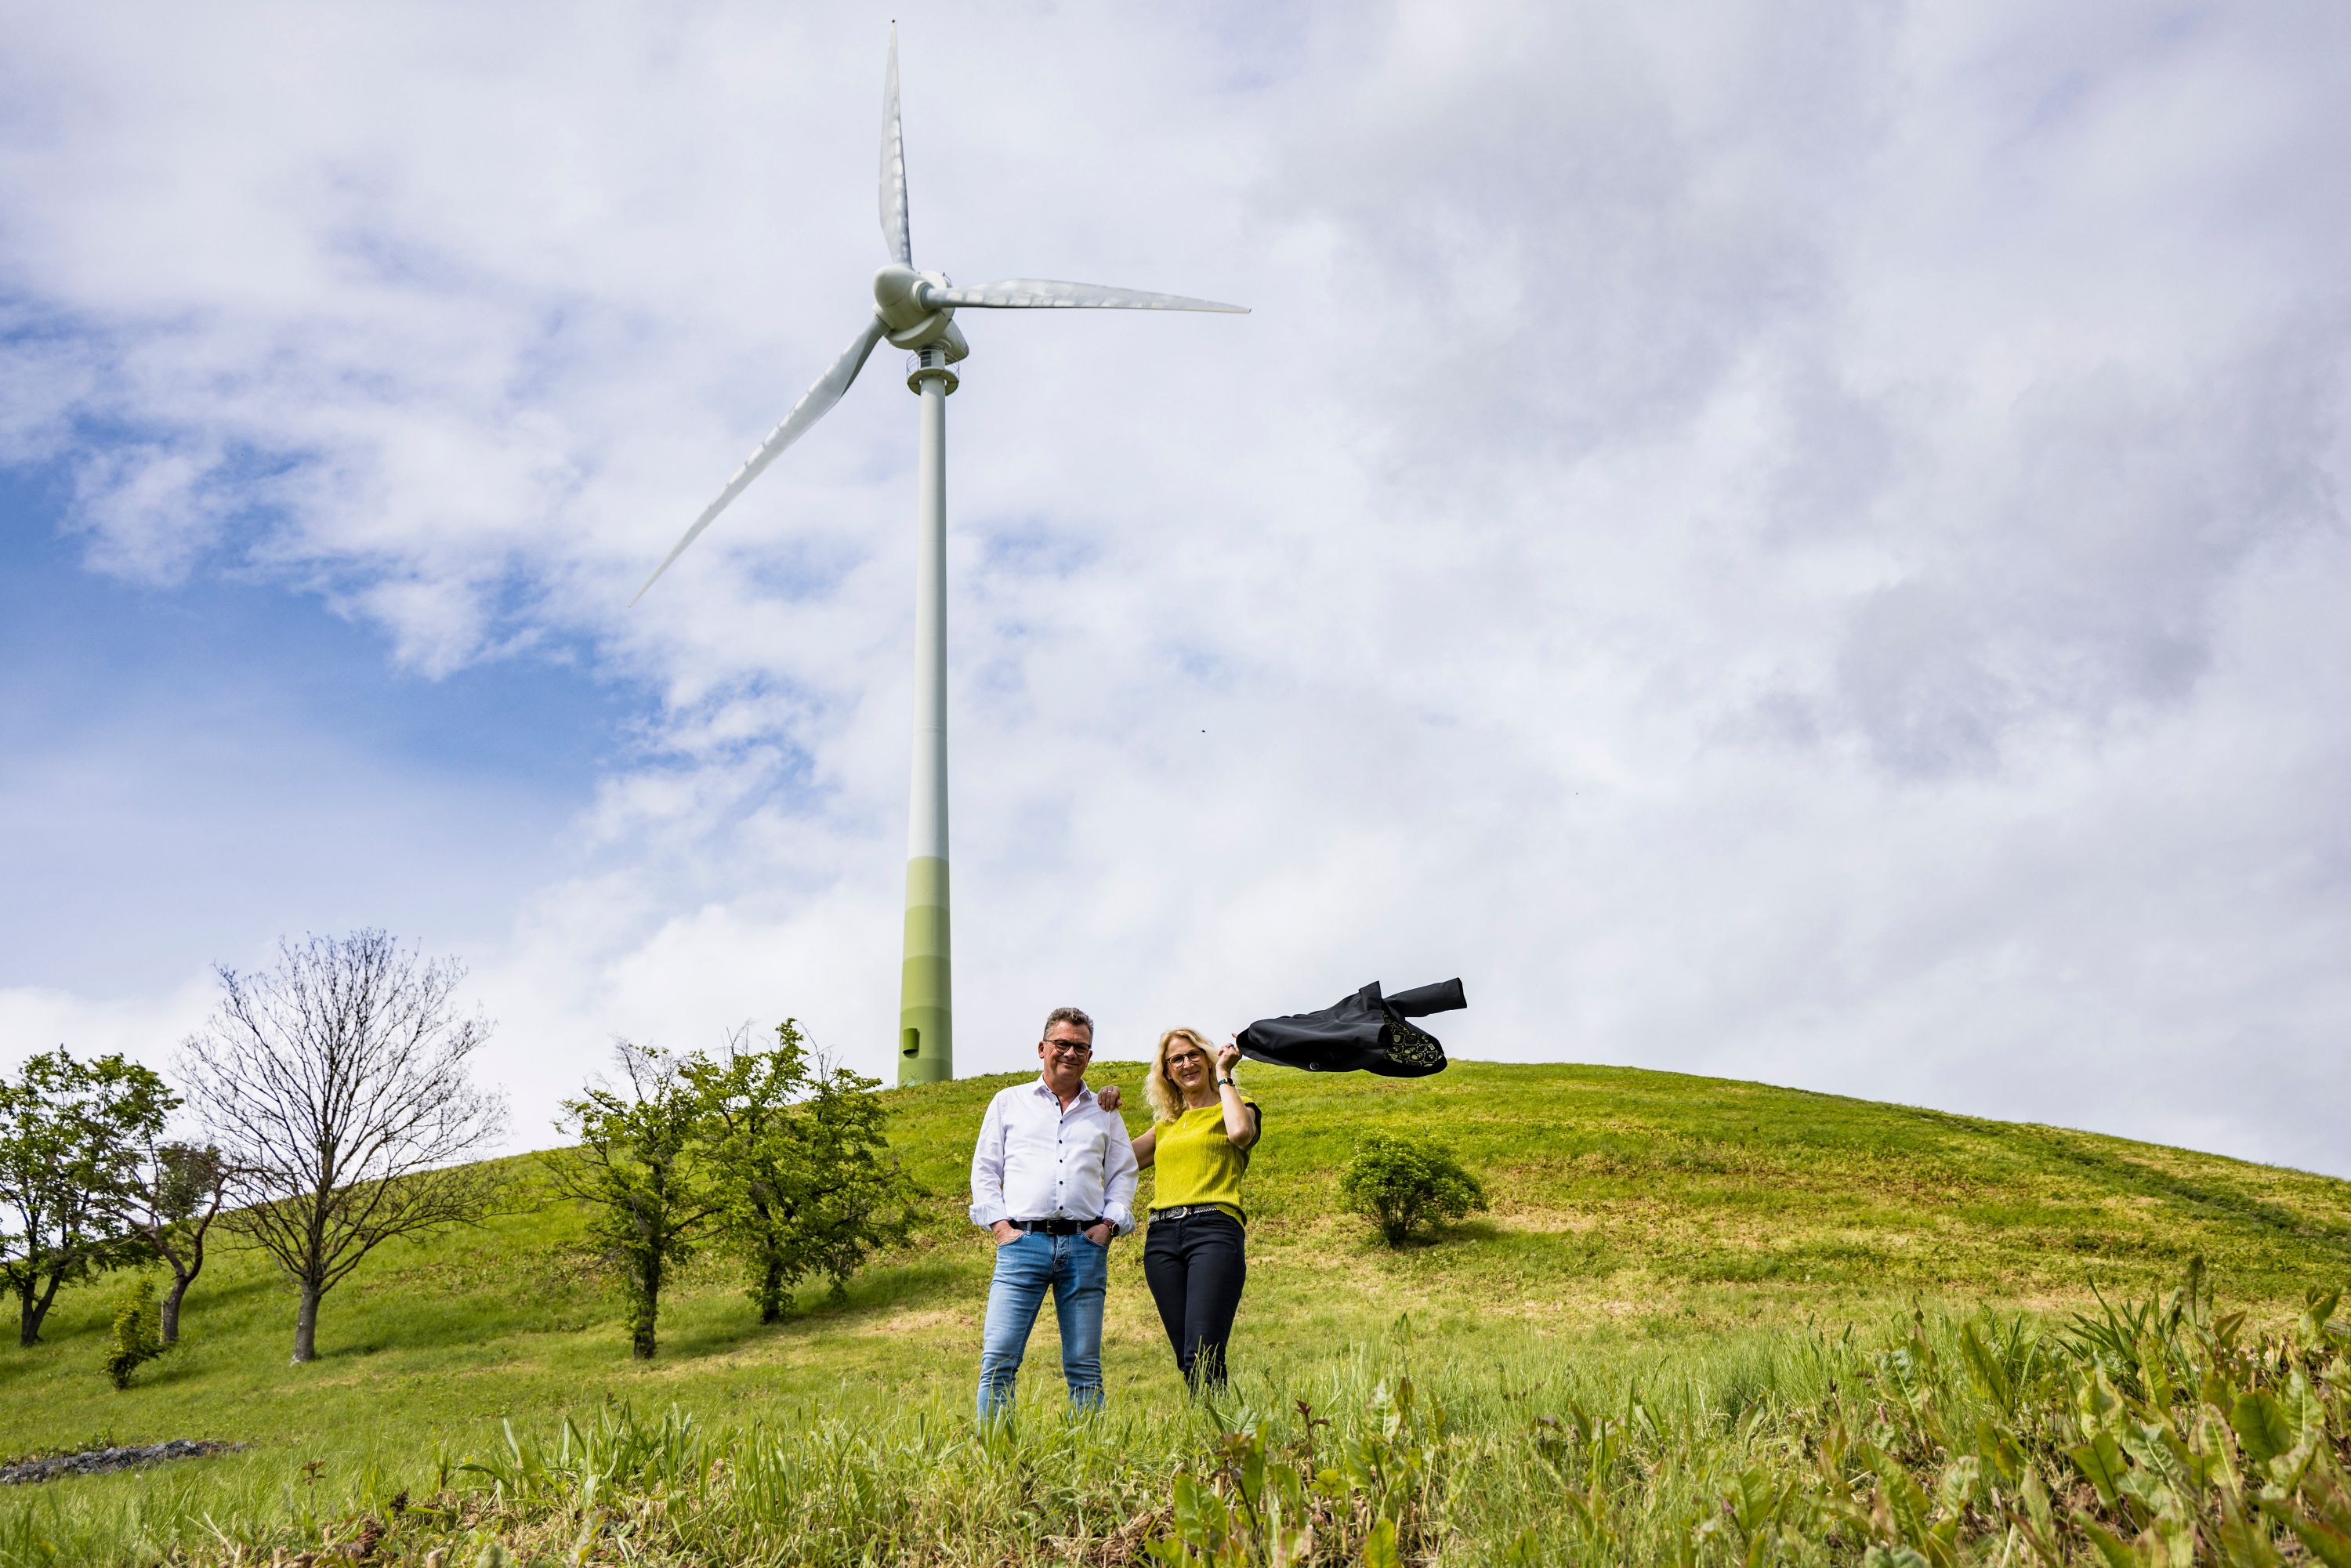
1234, 978, 1466, 1077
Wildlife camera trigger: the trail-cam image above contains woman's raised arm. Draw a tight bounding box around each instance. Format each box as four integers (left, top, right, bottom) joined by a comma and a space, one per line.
1215, 1038, 1259, 1151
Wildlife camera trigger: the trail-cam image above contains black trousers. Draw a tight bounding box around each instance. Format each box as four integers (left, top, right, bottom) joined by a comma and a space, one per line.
1143, 1209, 1247, 1389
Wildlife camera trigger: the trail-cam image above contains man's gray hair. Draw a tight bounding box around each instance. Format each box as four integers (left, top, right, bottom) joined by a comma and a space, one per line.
1042, 1005, 1094, 1039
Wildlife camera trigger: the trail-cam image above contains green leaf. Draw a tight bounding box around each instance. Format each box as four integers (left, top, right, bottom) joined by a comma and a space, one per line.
2119, 1420, 2203, 1511
2229, 1401, 2285, 1476
1976, 1419, 2025, 1486
1939, 1455, 1984, 1516
2283, 1515, 2351, 1568
2020, 1466, 2058, 1543
1868, 1447, 1933, 1541
1200, 1483, 1233, 1546
2283, 1371, 2327, 1450
1363, 1515, 1401, 1568
2302, 1289, 2345, 1349
2079, 1366, 2126, 1426
2073, 1514, 2145, 1568
2212, 1491, 2282, 1568
2070, 1432, 2128, 1509
1959, 1321, 2013, 1410
1237, 1429, 1267, 1507
1173, 1470, 1203, 1543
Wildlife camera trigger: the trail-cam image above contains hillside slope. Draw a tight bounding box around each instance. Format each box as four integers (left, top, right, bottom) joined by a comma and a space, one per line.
891, 1060, 2351, 1316
3, 1060, 2347, 1555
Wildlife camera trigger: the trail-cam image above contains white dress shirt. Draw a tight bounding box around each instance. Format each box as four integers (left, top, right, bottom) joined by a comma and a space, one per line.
969, 1077, 1139, 1235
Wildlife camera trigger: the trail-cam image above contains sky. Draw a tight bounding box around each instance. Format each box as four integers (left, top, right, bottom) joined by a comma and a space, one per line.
3, 2, 2347, 1175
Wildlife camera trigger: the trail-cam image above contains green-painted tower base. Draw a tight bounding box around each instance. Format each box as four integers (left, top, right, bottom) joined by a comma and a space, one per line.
898, 855, 951, 1085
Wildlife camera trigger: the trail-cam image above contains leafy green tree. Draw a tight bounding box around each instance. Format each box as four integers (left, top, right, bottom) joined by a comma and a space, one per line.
686, 1021, 913, 1324
118, 1142, 234, 1345
0, 1049, 175, 1345
1339, 1133, 1487, 1248
102, 1276, 165, 1389
786, 1051, 915, 1304
549, 1042, 720, 1360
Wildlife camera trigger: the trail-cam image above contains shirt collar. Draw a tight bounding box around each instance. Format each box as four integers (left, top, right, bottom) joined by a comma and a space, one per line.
1031, 1074, 1094, 1106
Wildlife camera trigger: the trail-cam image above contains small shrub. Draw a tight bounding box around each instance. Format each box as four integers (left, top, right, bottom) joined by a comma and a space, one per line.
102, 1276, 166, 1389
1339, 1133, 1487, 1246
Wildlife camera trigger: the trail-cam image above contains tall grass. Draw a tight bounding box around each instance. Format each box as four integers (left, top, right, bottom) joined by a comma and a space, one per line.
3, 1262, 2342, 1566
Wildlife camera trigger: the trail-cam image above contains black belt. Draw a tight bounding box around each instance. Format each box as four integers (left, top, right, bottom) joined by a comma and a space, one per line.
1013, 1217, 1099, 1236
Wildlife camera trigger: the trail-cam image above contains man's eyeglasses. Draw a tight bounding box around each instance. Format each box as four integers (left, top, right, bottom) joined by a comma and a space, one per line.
1042, 1039, 1093, 1056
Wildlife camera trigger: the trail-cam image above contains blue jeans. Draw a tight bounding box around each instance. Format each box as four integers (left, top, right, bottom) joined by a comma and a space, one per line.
977, 1229, 1110, 1419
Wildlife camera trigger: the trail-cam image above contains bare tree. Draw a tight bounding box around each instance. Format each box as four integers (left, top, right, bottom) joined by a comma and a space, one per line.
180, 931, 509, 1363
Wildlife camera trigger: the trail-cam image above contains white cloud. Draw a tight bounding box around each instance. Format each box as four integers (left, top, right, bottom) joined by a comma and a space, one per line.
4, 1, 2348, 1179
0, 978, 216, 1068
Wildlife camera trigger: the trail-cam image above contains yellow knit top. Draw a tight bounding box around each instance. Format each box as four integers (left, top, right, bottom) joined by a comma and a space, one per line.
1150, 1099, 1259, 1222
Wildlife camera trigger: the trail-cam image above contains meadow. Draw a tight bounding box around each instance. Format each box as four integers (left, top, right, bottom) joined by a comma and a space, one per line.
2, 1060, 2347, 1564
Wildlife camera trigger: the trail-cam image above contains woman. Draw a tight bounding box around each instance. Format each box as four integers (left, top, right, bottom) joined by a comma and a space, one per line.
1132, 1027, 1260, 1392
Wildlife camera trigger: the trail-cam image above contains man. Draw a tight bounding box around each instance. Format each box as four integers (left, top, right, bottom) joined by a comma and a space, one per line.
969, 1005, 1137, 1418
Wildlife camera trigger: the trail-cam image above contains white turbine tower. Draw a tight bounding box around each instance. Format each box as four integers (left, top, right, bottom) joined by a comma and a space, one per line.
635, 27, 1246, 1086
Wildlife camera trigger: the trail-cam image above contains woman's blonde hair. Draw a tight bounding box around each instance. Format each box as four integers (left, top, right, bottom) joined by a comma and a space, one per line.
1146, 1028, 1215, 1123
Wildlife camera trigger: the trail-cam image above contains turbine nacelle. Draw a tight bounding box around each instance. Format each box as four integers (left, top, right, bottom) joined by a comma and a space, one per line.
873, 263, 968, 360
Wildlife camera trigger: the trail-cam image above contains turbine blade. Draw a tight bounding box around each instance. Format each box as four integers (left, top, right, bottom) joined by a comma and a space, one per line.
929, 278, 1248, 313
632, 317, 888, 604
879, 27, 912, 265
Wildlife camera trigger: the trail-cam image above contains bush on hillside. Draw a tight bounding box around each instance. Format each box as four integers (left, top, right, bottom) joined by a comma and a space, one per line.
1339, 1133, 1487, 1246
101, 1276, 165, 1389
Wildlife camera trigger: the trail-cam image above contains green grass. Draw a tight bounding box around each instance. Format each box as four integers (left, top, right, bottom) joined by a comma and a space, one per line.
2, 1060, 2347, 1564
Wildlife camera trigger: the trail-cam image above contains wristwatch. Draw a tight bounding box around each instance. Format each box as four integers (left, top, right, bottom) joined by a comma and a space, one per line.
1217, 1077, 1236, 1087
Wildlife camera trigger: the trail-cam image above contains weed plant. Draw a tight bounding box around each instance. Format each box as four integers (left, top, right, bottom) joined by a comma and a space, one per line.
98, 1280, 163, 1392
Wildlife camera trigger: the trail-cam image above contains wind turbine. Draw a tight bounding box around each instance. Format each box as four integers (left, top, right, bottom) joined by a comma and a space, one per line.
635, 27, 1247, 1086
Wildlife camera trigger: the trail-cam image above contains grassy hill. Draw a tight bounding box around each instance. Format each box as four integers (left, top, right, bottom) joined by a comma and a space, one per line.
3, 1060, 2348, 1565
